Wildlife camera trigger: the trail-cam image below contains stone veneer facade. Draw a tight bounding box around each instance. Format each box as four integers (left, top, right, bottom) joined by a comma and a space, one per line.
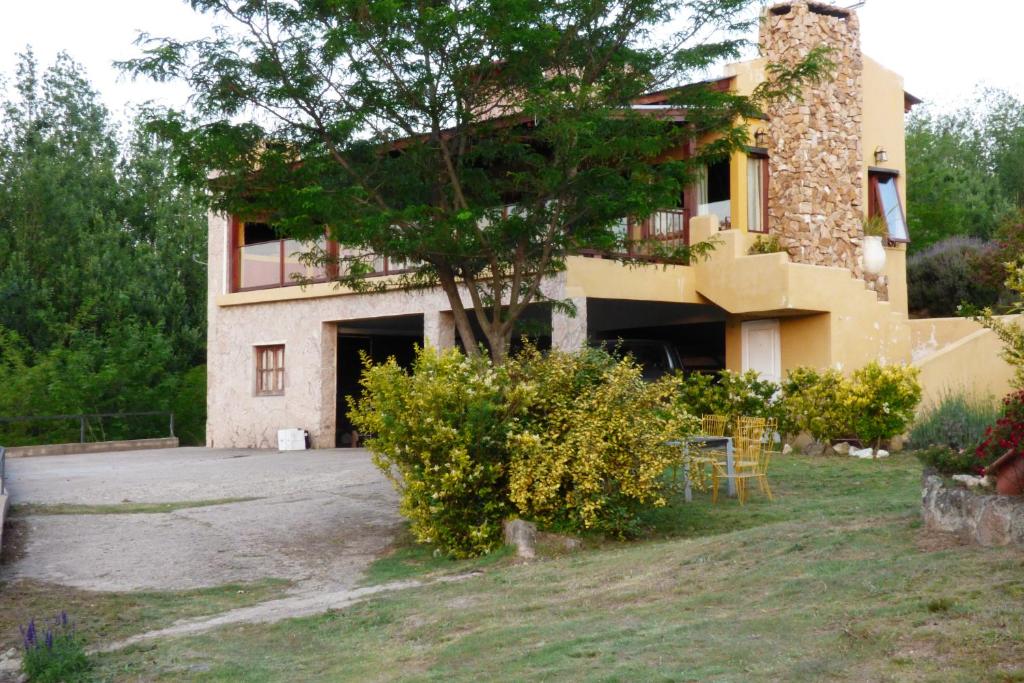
761, 2, 874, 288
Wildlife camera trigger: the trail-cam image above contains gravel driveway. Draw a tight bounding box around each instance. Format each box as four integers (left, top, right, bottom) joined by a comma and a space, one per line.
0, 447, 402, 592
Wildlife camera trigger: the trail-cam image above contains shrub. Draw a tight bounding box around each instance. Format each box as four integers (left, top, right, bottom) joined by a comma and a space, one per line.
21, 613, 90, 683
907, 237, 1003, 317
677, 370, 790, 435
748, 235, 783, 255
975, 389, 1024, 474
915, 445, 980, 476
909, 392, 999, 450
349, 348, 518, 558
506, 347, 696, 538
780, 367, 851, 443
846, 362, 922, 450
971, 258, 1024, 388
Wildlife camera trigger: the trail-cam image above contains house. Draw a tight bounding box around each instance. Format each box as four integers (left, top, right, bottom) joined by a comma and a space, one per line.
205, 1, 1013, 449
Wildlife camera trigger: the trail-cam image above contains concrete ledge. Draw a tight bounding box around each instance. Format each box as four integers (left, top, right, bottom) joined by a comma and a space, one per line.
922, 470, 1024, 547
6, 437, 179, 458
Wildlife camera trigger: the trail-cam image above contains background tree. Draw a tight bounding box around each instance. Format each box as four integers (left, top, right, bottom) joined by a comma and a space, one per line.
123, 0, 829, 362
0, 51, 208, 445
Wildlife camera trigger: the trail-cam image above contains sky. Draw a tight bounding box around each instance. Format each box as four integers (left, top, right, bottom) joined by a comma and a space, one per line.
0, 0, 1022, 119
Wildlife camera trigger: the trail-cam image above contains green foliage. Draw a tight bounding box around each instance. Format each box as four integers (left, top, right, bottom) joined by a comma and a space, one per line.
506, 347, 696, 538
747, 235, 783, 255
170, 365, 208, 446
677, 369, 789, 434
846, 363, 923, 450
350, 346, 700, 555
20, 614, 90, 683
909, 392, 999, 451
906, 98, 1018, 251
0, 51, 207, 445
970, 259, 1024, 388
907, 237, 1004, 317
780, 367, 851, 443
861, 215, 888, 238
121, 0, 832, 361
915, 445, 981, 477
348, 349, 518, 558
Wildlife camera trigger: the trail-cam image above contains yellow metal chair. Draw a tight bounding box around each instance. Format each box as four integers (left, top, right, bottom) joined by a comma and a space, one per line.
701, 414, 729, 437
712, 419, 774, 504
684, 415, 729, 490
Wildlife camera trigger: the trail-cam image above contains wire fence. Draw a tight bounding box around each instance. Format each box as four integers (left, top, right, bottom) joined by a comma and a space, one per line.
0, 412, 175, 449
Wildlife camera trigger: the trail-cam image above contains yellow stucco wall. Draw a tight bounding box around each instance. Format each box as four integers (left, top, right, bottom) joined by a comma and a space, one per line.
914, 326, 1015, 408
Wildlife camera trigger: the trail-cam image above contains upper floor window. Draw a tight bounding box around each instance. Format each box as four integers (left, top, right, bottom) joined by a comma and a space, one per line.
231, 218, 332, 291
747, 155, 768, 233
868, 171, 909, 242
697, 159, 732, 228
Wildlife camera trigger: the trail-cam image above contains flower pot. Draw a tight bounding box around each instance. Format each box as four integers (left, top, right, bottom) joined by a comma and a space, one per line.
862, 235, 887, 276
988, 450, 1024, 496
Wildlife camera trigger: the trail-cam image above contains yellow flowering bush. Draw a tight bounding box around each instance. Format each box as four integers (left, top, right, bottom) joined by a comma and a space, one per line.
348, 348, 522, 558
506, 347, 697, 538
780, 367, 851, 443
846, 362, 922, 450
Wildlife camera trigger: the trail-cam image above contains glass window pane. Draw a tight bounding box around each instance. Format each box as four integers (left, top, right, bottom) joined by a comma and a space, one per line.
239, 241, 282, 288
747, 157, 763, 232
877, 176, 908, 241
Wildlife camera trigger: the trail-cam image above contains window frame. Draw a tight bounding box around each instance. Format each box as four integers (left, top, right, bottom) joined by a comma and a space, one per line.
230, 217, 339, 293
254, 344, 286, 396
868, 169, 909, 244
746, 151, 769, 234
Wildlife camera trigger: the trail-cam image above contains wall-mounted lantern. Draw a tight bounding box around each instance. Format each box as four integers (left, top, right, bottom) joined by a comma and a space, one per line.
873, 146, 888, 164
754, 129, 769, 147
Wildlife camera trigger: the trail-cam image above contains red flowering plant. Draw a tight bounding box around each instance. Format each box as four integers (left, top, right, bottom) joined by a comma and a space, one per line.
974, 390, 1024, 474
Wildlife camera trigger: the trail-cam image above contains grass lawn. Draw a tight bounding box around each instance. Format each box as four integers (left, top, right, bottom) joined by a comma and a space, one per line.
0, 578, 293, 653
73, 455, 1024, 680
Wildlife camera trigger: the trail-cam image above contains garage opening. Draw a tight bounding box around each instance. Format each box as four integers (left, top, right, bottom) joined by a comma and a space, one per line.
588, 299, 726, 375
336, 314, 422, 447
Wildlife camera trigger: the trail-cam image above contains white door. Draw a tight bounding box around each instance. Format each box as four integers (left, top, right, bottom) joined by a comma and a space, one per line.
741, 319, 781, 382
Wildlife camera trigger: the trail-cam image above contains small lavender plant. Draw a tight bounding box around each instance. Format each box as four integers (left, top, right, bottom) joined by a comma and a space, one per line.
20, 612, 90, 682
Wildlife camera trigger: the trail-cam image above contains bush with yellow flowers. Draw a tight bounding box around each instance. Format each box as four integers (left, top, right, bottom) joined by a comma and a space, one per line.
506, 347, 697, 538
348, 348, 522, 558
846, 361, 922, 451
780, 366, 852, 444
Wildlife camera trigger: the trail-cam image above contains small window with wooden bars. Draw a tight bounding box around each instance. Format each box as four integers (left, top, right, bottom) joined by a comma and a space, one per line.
255, 345, 285, 396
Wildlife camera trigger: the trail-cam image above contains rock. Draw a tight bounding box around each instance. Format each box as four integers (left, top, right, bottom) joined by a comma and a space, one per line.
952, 474, 989, 490
803, 441, 826, 457
850, 447, 888, 459
781, 443, 793, 455
502, 518, 537, 559
832, 442, 852, 456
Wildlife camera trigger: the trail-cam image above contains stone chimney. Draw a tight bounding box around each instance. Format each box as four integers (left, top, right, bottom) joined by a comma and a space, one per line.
761, 2, 866, 279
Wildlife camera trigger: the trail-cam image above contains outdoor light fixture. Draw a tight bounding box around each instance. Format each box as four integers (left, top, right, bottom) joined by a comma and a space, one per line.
755, 129, 768, 147
874, 146, 888, 164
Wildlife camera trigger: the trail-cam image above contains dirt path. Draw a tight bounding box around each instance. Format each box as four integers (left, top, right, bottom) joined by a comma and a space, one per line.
94, 572, 480, 654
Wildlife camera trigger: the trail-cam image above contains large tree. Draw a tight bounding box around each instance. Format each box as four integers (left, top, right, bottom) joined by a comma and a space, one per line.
0, 51, 209, 444
124, 0, 828, 361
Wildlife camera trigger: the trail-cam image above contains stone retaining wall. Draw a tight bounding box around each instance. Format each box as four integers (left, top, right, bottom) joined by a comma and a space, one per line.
922, 471, 1024, 548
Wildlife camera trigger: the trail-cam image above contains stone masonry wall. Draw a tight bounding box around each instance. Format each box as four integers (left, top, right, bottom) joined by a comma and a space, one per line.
922, 472, 1024, 548
761, 2, 879, 293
